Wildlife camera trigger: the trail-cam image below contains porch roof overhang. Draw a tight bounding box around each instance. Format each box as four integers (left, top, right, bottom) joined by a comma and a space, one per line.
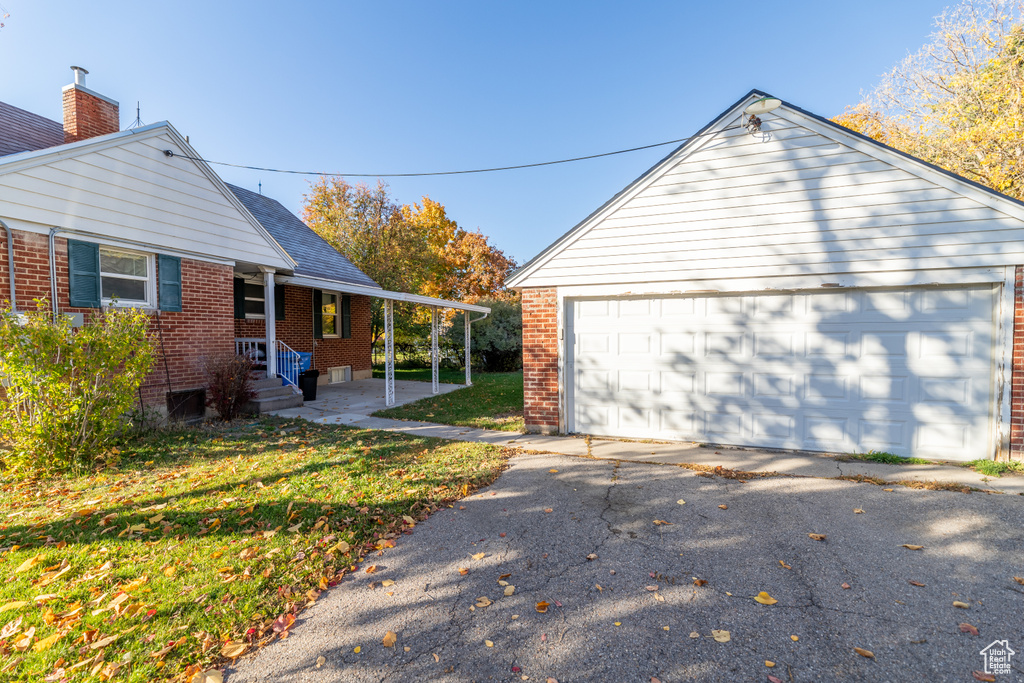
281, 274, 491, 314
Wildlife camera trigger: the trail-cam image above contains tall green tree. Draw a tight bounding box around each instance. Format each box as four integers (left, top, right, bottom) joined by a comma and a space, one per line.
833, 0, 1024, 199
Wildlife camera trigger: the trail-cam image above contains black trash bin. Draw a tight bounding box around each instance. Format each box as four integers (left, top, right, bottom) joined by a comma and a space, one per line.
299, 369, 320, 401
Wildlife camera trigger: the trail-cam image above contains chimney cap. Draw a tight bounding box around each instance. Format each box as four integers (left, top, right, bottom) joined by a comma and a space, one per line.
69, 66, 89, 86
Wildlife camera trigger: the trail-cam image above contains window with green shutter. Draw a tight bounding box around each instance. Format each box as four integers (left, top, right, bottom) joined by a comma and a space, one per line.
158, 255, 182, 312
67, 240, 101, 308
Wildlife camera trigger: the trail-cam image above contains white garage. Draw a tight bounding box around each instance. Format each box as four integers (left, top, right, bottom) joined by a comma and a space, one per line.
568, 287, 995, 461
509, 91, 1024, 462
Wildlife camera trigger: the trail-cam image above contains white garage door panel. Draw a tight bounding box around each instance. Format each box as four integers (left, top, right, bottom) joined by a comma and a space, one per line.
569, 287, 995, 461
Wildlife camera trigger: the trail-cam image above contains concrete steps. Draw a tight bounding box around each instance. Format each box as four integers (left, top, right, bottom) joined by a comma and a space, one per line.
248, 375, 303, 413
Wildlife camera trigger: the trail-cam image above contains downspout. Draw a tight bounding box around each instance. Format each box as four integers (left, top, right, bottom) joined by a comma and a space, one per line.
0, 218, 17, 313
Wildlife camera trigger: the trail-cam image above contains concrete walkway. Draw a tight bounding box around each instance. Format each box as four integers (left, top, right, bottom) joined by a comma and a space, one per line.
269, 379, 1024, 495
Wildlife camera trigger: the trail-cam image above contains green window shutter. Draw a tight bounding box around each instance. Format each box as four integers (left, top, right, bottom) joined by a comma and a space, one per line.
233, 278, 246, 319
275, 283, 286, 321
312, 289, 323, 339
158, 254, 182, 312
341, 295, 351, 339
67, 239, 100, 308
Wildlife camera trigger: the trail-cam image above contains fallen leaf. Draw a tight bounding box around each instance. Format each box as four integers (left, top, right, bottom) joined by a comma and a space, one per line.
791, 635, 799, 641
586, 553, 598, 561
536, 601, 549, 613
543, 508, 553, 513
972, 672, 996, 682
382, 631, 397, 647
909, 581, 926, 587
883, 488, 894, 492
693, 579, 708, 587
854, 647, 874, 658
853, 508, 864, 514
476, 597, 492, 607
271, 613, 295, 633
498, 573, 512, 580
549, 469, 558, 473
953, 601, 970, 609
841, 583, 851, 589
677, 499, 685, 505
381, 580, 395, 587
652, 519, 673, 526
484, 640, 493, 647
718, 505, 728, 510
711, 629, 730, 643
316, 655, 326, 668
768, 676, 783, 683
221, 642, 247, 658
779, 560, 792, 569
646, 585, 659, 592
15, 554, 42, 574
613, 621, 621, 626
654, 593, 665, 602
404, 646, 410, 652
458, 568, 469, 575
662, 626, 670, 631
901, 545, 924, 551
689, 631, 699, 638
433, 653, 439, 662
754, 591, 778, 605
163, 566, 176, 579
195, 671, 223, 683
808, 533, 826, 541
32, 631, 62, 652
0, 601, 29, 614
354, 646, 361, 653
472, 553, 486, 561
365, 565, 378, 574
1013, 577, 1024, 586
960, 623, 979, 635
504, 586, 515, 596
765, 661, 775, 667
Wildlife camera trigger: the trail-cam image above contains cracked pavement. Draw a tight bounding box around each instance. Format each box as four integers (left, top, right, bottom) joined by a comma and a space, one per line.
228, 452, 1024, 682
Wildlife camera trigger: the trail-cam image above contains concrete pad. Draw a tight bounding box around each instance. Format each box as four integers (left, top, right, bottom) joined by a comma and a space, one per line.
303, 378, 463, 416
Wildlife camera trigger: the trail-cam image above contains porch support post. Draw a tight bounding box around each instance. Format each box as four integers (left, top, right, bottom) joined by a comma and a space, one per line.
431, 306, 439, 395
465, 309, 472, 387
260, 267, 277, 378
384, 299, 395, 407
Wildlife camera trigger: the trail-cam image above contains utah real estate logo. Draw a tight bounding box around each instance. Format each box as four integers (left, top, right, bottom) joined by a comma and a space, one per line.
980, 640, 1015, 676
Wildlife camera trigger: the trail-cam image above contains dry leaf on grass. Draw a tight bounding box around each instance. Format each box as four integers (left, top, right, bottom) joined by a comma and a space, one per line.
195, 671, 223, 683
960, 623, 980, 635
221, 642, 246, 658
854, 647, 874, 658
382, 631, 397, 647
754, 591, 778, 605
711, 629, 730, 643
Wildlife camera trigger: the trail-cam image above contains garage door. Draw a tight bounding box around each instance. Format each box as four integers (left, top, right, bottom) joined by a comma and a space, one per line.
568, 287, 996, 461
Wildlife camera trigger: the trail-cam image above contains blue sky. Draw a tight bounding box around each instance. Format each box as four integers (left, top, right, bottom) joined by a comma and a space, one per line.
0, 1, 950, 266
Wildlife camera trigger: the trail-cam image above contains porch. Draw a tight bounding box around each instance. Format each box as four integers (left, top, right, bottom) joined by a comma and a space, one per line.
260, 377, 465, 423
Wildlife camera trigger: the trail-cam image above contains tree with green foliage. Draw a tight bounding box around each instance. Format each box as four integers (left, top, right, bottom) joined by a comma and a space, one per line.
447, 298, 522, 372
0, 303, 155, 475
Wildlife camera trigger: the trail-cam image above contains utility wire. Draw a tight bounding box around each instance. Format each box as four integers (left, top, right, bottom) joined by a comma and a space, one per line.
163, 124, 744, 178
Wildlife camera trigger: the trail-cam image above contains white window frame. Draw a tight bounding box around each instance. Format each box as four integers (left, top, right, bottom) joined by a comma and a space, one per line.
322, 291, 340, 338
99, 246, 155, 308
244, 280, 266, 320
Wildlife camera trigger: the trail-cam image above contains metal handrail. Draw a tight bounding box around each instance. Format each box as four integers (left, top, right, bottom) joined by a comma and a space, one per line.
275, 339, 302, 389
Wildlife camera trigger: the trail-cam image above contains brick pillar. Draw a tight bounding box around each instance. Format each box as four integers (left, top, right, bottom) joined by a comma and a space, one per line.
522, 287, 559, 434
1011, 265, 1024, 459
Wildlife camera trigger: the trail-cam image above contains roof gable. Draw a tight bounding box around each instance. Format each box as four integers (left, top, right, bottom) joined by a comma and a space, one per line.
0, 123, 295, 269
227, 184, 379, 288
508, 91, 1024, 289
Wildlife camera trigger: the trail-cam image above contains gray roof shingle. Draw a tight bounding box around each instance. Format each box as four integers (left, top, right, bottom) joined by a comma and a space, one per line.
0, 100, 64, 157
227, 183, 379, 289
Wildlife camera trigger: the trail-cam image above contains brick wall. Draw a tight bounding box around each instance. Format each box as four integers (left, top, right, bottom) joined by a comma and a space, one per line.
1012, 266, 1024, 458
0, 227, 235, 411
232, 285, 372, 379
62, 86, 119, 144
522, 287, 559, 433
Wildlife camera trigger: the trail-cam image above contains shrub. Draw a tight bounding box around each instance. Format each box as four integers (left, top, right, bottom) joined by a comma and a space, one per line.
202, 354, 257, 421
0, 302, 155, 475
448, 298, 522, 372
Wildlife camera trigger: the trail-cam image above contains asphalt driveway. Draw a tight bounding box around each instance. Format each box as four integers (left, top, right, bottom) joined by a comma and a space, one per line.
229, 453, 1024, 682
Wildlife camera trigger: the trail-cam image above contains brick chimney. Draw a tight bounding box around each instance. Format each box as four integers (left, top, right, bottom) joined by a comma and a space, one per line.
62, 66, 119, 144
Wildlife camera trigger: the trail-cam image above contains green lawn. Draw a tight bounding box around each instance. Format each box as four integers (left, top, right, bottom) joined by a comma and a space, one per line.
372, 369, 525, 432
0, 419, 508, 682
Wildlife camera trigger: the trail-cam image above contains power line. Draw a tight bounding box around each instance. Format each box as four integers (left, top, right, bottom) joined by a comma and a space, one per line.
163, 124, 743, 178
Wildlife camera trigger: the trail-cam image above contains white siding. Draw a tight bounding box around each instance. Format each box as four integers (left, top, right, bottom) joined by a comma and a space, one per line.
521, 117, 1024, 288
0, 132, 291, 268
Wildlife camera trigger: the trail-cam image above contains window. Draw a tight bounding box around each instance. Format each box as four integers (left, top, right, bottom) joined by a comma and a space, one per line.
244, 282, 265, 319
99, 247, 154, 307
321, 292, 338, 336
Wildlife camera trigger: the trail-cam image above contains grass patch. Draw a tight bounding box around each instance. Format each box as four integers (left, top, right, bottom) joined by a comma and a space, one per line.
372, 366, 470, 384
961, 459, 1024, 477
372, 370, 524, 432
0, 418, 508, 682
841, 450, 933, 466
